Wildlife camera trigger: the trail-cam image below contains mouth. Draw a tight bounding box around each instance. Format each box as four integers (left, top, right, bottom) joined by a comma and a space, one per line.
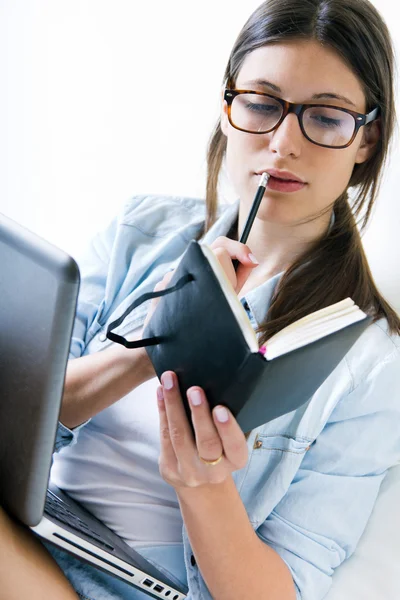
256, 169, 307, 193
256, 169, 306, 183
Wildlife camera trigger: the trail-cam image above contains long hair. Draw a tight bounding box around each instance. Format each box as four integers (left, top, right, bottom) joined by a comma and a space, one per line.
202, 0, 400, 353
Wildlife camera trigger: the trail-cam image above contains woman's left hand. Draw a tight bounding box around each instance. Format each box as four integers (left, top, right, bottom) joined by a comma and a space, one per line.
156, 370, 248, 490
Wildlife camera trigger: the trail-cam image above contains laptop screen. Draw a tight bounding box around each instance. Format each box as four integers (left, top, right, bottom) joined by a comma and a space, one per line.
0, 213, 79, 526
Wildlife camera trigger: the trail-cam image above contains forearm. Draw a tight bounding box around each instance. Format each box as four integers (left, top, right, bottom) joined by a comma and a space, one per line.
60, 343, 154, 428
176, 476, 296, 600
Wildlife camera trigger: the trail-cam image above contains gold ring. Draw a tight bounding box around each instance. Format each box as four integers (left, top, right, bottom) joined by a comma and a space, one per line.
199, 452, 224, 466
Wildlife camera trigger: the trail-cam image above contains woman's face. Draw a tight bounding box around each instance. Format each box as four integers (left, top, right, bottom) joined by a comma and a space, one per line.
221, 39, 378, 226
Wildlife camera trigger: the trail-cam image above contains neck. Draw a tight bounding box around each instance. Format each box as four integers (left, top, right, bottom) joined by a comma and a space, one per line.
236, 205, 334, 281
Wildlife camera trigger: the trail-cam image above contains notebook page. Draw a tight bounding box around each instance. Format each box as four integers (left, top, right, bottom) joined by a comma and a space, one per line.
200, 244, 259, 353
268, 301, 358, 346
266, 308, 367, 360
269, 298, 356, 340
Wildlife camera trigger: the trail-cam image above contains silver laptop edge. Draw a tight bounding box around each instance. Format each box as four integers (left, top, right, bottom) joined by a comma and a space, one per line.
31, 518, 186, 600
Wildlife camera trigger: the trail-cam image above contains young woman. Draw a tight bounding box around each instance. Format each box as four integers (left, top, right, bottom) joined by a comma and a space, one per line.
2, 0, 400, 599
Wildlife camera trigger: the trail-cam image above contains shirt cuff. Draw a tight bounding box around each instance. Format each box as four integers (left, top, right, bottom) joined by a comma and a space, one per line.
54, 419, 89, 453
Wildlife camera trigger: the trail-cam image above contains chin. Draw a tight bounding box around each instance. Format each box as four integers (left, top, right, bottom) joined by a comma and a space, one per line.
249, 193, 300, 223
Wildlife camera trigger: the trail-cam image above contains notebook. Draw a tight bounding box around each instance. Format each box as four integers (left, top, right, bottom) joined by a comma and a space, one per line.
0, 212, 187, 600
107, 239, 372, 434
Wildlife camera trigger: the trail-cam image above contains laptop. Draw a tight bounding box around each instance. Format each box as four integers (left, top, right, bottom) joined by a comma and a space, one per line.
0, 212, 188, 600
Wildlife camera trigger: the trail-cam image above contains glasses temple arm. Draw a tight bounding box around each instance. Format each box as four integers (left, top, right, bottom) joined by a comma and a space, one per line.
365, 107, 379, 124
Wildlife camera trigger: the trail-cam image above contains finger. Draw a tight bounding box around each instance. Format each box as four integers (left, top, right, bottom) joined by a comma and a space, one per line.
212, 247, 256, 294
161, 270, 174, 286
156, 270, 174, 295
210, 238, 259, 292
211, 404, 248, 470
156, 386, 177, 467
155, 270, 174, 292
153, 280, 165, 298
143, 281, 165, 328
210, 236, 259, 267
161, 371, 196, 464
144, 271, 175, 327
186, 387, 224, 464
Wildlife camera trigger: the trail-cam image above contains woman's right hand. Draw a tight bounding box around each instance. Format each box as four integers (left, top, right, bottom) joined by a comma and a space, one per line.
209, 236, 260, 293
145, 236, 260, 327
145, 237, 260, 328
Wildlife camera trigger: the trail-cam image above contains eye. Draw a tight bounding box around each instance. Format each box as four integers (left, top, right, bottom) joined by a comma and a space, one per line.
245, 102, 280, 115
309, 113, 342, 128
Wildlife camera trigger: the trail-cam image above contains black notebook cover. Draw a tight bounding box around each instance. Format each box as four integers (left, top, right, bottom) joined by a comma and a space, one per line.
143, 240, 372, 433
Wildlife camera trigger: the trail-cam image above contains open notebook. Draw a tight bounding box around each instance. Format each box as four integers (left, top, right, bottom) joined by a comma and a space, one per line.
108, 239, 372, 433
201, 243, 367, 361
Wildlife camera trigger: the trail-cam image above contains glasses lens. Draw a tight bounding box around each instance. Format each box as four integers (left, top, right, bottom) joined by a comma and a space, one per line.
303, 106, 355, 147
231, 93, 283, 133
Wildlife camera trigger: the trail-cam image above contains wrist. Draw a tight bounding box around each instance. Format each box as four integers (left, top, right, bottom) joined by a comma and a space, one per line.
136, 345, 156, 381
111, 340, 155, 382
175, 476, 232, 503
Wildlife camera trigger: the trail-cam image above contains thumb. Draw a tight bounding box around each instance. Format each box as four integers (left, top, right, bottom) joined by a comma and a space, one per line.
144, 271, 175, 328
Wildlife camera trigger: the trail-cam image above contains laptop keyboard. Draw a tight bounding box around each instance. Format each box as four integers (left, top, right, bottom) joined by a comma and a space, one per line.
44, 489, 115, 551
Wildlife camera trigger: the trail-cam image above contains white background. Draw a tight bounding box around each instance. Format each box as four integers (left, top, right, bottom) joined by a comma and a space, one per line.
0, 0, 399, 312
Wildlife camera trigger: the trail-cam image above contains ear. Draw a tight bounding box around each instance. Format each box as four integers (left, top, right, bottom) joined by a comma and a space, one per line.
354, 118, 380, 164
220, 88, 230, 137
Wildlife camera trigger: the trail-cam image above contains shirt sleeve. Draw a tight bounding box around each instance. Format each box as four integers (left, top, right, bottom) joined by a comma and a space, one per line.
54, 420, 88, 452
256, 348, 400, 600
54, 215, 119, 452
68, 215, 118, 359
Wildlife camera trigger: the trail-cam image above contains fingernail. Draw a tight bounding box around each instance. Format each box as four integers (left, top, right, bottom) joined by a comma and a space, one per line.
248, 253, 259, 265
215, 406, 229, 422
162, 372, 174, 390
157, 386, 164, 402
188, 389, 202, 406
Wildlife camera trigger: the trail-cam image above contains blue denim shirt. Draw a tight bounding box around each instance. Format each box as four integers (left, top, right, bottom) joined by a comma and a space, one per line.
56, 194, 400, 600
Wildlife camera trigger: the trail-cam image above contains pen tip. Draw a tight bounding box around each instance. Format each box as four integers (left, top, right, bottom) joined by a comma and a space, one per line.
260, 172, 270, 187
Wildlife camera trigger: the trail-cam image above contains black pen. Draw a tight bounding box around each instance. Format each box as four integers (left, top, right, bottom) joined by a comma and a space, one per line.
232, 172, 270, 272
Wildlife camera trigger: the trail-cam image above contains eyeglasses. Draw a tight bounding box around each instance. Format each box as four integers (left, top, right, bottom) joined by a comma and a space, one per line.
224, 89, 379, 149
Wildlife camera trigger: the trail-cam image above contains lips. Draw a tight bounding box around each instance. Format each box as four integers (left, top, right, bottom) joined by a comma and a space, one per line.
256, 169, 307, 193
257, 169, 306, 184
267, 177, 305, 193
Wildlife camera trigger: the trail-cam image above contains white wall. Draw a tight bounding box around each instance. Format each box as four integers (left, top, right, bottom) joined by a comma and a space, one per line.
0, 0, 399, 313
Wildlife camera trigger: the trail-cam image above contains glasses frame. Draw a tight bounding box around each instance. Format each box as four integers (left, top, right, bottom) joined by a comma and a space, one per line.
224, 89, 379, 149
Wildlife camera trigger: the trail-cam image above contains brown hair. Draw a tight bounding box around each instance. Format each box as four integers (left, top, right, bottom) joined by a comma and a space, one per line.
203, 0, 400, 355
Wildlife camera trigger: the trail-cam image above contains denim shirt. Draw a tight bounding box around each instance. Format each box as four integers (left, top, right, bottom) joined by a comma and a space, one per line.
55, 194, 400, 600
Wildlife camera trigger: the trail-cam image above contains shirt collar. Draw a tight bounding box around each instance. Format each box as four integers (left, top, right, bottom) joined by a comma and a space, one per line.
200, 199, 241, 246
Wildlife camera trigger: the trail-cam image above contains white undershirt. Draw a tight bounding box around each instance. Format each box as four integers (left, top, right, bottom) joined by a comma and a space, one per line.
50, 339, 184, 548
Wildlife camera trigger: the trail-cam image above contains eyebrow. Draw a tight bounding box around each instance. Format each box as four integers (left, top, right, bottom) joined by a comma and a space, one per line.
239, 78, 357, 108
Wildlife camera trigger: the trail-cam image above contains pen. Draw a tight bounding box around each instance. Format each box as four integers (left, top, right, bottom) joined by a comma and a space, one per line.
232, 172, 270, 272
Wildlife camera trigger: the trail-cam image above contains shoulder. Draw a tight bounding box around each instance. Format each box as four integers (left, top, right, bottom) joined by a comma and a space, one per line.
344, 317, 400, 392
83, 194, 207, 269
324, 316, 400, 431
307, 316, 400, 433
118, 193, 206, 235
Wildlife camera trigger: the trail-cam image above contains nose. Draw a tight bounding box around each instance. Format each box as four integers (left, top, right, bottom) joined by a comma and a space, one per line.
268, 113, 303, 159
